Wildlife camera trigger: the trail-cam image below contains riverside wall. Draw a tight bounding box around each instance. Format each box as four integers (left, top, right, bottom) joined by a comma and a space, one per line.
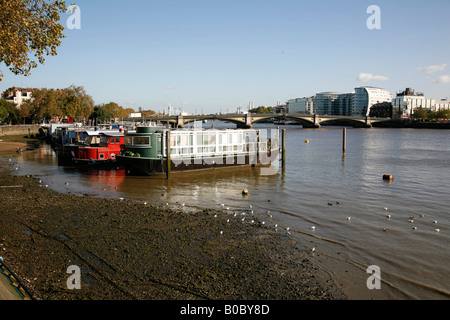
0, 125, 41, 137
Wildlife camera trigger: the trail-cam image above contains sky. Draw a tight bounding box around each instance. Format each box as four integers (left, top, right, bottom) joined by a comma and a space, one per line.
1, 0, 450, 114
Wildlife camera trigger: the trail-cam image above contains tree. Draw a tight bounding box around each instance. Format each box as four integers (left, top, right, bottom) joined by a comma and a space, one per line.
89, 106, 111, 123
17, 101, 37, 123
64, 85, 95, 120
0, 0, 68, 81
413, 107, 428, 120
250, 106, 273, 114
0, 99, 19, 124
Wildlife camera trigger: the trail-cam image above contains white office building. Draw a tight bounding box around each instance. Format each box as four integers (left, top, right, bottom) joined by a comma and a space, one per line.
287, 97, 314, 114
288, 86, 393, 116
352, 87, 393, 117
392, 88, 450, 115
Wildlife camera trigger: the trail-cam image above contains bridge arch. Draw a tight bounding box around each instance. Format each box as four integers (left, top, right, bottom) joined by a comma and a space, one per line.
319, 118, 369, 128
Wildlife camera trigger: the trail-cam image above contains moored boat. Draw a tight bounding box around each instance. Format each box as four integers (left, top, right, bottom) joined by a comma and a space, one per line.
117, 126, 280, 176
73, 131, 126, 165
57, 129, 118, 165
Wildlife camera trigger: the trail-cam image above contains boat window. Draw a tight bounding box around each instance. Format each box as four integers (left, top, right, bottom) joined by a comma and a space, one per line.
100, 136, 109, 144
99, 153, 105, 159
125, 136, 133, 145
115, 137, 121, 144
133, 136, 150, 145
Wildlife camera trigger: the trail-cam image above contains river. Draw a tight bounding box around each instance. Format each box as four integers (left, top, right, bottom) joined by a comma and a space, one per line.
14, 122, 450, 300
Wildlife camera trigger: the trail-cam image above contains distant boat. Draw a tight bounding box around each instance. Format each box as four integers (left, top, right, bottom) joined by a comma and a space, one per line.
117, 126, 280, 176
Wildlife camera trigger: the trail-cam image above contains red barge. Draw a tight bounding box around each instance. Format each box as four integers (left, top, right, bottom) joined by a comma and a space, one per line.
73, 131, 125, 165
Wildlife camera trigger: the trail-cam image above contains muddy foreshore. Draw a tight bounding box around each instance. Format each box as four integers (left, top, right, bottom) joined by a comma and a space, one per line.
0, 137, 346, 300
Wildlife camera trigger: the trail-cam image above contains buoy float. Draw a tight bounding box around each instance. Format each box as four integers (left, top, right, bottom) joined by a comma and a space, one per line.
383, 174, 394, 181
305, 140, 310, 143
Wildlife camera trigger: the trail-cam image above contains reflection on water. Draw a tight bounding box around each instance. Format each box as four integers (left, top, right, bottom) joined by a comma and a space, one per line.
13, 124, 450, 300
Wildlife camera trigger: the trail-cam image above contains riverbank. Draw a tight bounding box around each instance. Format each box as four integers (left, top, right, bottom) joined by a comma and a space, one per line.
0, 139, 346, 300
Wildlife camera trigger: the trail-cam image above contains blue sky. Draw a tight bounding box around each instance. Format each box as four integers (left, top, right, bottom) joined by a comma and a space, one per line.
1, 0, 450, 114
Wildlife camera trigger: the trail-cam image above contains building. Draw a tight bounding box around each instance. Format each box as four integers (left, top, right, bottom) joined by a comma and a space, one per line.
2, 87, 34, 108
352, 87, 393, 117
336, 93, 354, 116
392, 88, 450, 116
287, 97, 314, 114
274, 104, 288, 114
313, 92, 341, 115
288, 86, 392, 117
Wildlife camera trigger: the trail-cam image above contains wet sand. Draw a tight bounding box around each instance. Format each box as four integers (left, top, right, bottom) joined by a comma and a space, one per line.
0, 137, 346, 300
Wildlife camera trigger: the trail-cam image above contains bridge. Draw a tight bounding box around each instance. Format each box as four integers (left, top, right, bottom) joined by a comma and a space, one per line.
128, 113, 391, 128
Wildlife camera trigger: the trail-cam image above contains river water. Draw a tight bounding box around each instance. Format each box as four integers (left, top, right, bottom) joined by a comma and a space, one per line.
13, 123, 450, 300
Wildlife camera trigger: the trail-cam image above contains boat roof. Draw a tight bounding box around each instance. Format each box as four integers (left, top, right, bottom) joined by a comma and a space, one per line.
100, 131, 124, 137
84, 130, 119, 136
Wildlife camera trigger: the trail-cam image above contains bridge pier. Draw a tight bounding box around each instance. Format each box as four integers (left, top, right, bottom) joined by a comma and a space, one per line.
176, 115, 185, 128
365, 116, 373, 128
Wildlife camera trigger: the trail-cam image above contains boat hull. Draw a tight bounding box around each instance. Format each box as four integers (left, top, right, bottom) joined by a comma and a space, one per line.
117, 153, 269, 176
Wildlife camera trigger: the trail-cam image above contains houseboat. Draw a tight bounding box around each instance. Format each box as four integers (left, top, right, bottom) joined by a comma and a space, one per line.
57, 129, 118, 165
73, 131, 126, 165
117, 126, 280, 176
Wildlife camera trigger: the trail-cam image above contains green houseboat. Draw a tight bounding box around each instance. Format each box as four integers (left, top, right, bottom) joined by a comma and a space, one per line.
117, 126, 280, 176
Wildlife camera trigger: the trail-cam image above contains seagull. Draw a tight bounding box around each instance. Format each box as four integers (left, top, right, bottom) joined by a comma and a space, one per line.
433, 220, 438, 224
249, 205, 252, 209
119, 197, 124, 201
165, 202, 169, 206
384, 207, 388, 211
346, 217, 351, 221
261, 221, 265, 225
311, 226, 316, 231
143, 202, 147, 205
220, 231, 223, 235
65, 182, 69, 186
266, 210, 270, 215
412, 226, 418, 230
310, 247, 316, 253
419, 214, 425, 218
435, 229, 440, 232
386, 215, 391, 219
408, 219, 414, 223
214, 214, 217, 218
383, 228, 389, 232
220, 204, 225, 207
274, 224, 278, 228
227, 219, 230, 223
